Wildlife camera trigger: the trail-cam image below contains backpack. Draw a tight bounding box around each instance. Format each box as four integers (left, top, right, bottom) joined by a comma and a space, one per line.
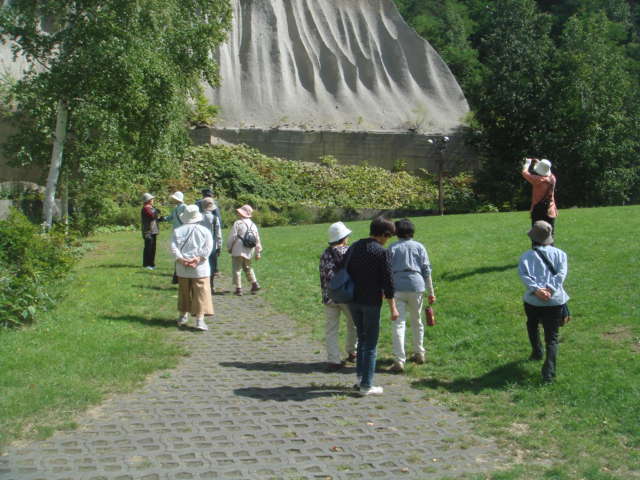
327, 246, 355, 303
239, 220, 257, 248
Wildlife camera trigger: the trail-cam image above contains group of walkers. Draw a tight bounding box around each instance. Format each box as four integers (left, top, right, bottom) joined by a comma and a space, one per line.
140, 189, 262, 331
139, 155, 569, 390
319, 216, 435, 396
316, 156, 570, 395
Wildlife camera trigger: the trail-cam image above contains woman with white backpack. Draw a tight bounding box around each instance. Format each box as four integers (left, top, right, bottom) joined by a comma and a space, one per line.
227, 204, 262, 296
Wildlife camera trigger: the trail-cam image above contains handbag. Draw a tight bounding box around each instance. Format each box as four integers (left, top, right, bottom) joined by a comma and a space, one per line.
533, 248, 571, 326
327, 246, 355, 304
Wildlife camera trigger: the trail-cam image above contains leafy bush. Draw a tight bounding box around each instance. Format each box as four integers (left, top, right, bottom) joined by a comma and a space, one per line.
0, 209, 77, 327
181, 144, 440, 216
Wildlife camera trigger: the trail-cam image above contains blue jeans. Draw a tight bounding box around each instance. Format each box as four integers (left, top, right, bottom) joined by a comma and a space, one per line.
348, 303, 381, 389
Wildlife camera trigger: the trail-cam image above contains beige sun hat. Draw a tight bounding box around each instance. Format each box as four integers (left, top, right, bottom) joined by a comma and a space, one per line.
534, 159, 552, 176
201, 197, 215, 211
236, 204, 253, 218
528, 220, 554, 245
328, 222, 352, 243
179, 204, 203, 224
142, 193, 154, 203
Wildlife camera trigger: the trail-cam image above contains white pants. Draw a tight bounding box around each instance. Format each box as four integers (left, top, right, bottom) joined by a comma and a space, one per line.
324, 303, 357, 364
392, 291, 426, 363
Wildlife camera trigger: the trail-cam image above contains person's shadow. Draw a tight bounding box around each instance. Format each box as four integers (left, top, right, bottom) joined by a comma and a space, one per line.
234, 384, 358, 401
412, 360, 535, 393
440, 264, 517, 282
100, 314, 177, 329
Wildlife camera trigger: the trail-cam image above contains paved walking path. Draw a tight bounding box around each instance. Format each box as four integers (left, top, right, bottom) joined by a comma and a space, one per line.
1, 287, 511, 480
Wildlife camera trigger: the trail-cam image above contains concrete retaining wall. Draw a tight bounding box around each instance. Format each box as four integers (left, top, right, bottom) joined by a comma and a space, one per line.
192, 127, 478, 174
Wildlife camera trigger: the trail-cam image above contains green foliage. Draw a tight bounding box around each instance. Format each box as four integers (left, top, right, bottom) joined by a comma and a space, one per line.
0, 0, 233, 224
0, 210, 77, 327
395, 0, 640, 208
189, 85, 220, 127
181, 144, 440, 221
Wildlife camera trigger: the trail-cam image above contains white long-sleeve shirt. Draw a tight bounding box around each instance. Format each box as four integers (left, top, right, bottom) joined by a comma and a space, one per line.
170, 223, 213, 278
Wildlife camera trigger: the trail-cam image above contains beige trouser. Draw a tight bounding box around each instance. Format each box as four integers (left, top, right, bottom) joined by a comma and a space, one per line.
392, 291, 426, 363
178, 277, 214, 317
325, 303, 357, 364
232, 256, 256, 288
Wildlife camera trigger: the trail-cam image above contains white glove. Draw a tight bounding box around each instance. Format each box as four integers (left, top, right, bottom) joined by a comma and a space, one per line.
522, 157, 531, 171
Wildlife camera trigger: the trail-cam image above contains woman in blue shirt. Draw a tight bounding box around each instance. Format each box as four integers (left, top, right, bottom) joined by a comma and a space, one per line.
518, 220, 569, 383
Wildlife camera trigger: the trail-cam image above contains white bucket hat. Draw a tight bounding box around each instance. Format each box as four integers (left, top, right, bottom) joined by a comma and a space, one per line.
236, 205, 253, 218
179, 204, 203, 224
534, 159, 552, 176
328, 221, 352, 243
170, 191, 184, 202
142, 192, 154, 203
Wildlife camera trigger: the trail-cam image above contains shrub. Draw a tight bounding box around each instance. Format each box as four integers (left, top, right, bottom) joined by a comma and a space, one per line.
0, 209, 77, 327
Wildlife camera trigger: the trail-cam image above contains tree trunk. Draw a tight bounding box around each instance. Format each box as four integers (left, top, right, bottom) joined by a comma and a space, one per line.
43, 100, 69, 229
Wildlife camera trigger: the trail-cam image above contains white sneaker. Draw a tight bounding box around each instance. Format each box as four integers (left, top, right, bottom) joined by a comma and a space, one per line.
145, 266, 155, 270
177, 314, 189, 326
359, 385, 383, 396
195, 318, 208, 331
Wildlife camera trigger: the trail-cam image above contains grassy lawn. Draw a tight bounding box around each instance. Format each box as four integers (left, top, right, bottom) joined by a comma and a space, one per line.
255, 206, 640, 480
0, 231, 186, 447
1, 206, 638, 480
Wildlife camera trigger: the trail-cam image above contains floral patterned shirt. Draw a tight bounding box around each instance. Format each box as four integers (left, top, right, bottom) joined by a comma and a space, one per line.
319, 245, 349, 305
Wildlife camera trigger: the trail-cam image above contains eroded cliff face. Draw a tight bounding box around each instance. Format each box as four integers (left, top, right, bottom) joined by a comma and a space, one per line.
207, 0, 469, 134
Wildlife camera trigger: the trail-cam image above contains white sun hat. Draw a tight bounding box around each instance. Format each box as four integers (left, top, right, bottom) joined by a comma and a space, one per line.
328, 221, 352, 243
179, 204, 203, 224
170, 191, 184, 202
142, 192, 155, 203
534, 159, 552, 176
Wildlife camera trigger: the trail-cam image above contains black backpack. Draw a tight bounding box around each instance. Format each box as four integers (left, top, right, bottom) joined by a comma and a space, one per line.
239, 220, 257, 248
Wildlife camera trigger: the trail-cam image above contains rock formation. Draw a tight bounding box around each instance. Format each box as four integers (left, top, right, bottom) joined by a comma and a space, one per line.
207, 0, 469, 134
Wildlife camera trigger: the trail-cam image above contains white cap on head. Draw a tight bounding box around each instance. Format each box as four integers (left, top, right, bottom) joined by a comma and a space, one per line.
534, 159, 552, 176
328, 222, 352, 243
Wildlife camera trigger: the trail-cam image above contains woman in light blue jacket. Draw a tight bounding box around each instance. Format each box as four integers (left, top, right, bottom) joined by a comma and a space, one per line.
518, 220, 569, 383
388, 219, 436, 372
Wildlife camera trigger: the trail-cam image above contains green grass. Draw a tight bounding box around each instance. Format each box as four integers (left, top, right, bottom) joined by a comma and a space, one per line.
1, 206, 638, 480
0, 231, 186, 447
255, 205, 640, 480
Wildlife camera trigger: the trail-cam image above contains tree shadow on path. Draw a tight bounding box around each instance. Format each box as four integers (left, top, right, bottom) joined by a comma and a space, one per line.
220, 361, 356, 375
440, 264, 517, 282
234, 384, 358, 401
412, 360, 534, 393
101, 314, 178, 329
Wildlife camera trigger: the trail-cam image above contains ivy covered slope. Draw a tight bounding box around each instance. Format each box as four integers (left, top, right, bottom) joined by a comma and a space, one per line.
182, 145, 435, 210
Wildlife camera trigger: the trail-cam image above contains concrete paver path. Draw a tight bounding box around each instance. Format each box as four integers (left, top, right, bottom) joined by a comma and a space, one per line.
1, 288, 510, 480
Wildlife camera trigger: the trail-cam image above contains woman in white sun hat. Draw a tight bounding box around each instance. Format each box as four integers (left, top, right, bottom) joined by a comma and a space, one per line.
227, 204, 262, 296
170, 204, 214, 331
521, 157, 558, 236
319, 222, 357, 372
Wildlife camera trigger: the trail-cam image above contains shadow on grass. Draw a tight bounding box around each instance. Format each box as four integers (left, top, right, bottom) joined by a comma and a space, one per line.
234, 384, 358, 401
94, 263, 138, 269
412, 360, 533, 393
440, 264, 518, 282
101, 314, 177, 329
220, 361, 356, 375
137, 284, 176, 291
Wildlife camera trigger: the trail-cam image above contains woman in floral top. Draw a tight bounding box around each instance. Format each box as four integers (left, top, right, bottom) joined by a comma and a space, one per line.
319, 222, 357, 372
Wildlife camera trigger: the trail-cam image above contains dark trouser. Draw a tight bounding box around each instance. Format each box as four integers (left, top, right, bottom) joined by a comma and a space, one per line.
348, 303, 381, 389
207, 250, 218, 289
524, 303, 562, 382
143, 234, 157, 267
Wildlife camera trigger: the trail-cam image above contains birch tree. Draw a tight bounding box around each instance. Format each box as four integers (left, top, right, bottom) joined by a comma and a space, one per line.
0, 0, 232, 228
